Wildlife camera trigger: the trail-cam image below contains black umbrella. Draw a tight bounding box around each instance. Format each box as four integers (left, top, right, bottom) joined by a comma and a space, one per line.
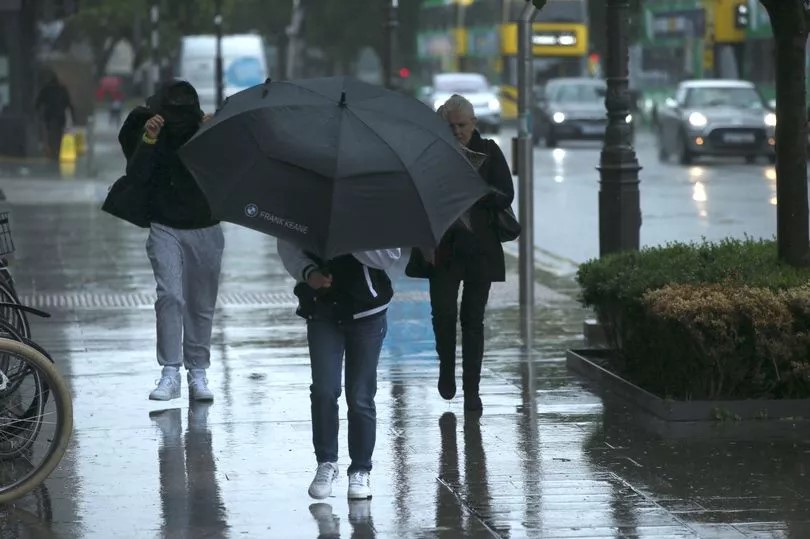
178, 76, 491, 259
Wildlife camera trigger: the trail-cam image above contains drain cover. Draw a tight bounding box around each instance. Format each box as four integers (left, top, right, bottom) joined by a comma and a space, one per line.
18, 290, 430, 310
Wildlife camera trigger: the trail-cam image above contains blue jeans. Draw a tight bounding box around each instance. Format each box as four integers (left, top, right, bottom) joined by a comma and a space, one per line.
307, 314, 387, 474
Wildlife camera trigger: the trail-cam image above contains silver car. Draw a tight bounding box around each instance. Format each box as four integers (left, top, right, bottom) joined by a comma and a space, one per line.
657, 80, 776, 165
425, 73, 501, 134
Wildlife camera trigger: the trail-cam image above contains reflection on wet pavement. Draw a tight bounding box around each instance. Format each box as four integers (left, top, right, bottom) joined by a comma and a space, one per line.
0, 194, 808, 538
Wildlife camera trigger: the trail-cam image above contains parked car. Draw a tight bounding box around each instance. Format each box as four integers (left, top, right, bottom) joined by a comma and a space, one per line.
532, 77, 631, 147
657, 79, 776, 165
422, 72, 501, 133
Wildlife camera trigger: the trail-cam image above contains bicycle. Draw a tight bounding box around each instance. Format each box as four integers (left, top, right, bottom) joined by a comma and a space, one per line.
0, 334, 73, 504
0, 212, 29, 339
0, 208, 73, 504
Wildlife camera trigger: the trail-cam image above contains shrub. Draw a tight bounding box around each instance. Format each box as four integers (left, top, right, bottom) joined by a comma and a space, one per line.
576, 239, 810, 400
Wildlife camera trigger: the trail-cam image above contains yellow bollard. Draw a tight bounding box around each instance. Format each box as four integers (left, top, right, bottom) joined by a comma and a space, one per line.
74, 129, 86, 155
59, 132, 77, 163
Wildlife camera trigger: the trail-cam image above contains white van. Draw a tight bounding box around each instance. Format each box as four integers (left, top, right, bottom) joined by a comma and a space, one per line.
177, 34, 268, 113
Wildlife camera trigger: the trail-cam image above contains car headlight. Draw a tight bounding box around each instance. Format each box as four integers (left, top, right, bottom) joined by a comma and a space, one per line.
765, 112, 777, 127
625, 114, 633, 124
488, 98, 501, 111
688, 112, 708, 127
552, 112, 565, 124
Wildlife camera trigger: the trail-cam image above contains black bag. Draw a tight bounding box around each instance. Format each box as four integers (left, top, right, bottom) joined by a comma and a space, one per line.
101, 175, 151, 228
495, 206, 521, 242
404, 248, 433, 278
101, 106, 155, 228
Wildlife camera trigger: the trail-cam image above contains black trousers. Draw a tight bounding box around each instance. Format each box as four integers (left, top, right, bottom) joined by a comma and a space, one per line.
429, 271, 492, 394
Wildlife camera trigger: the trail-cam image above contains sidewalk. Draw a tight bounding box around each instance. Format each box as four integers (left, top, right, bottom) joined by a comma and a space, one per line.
0, 123, 809, 538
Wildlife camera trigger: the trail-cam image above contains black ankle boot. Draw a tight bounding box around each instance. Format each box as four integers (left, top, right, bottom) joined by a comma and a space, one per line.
438, 360, 456, 400
463, 392, 483, 413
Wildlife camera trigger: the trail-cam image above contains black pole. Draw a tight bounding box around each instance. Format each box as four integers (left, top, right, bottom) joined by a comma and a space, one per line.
150, 0, 160, 95
214, 0, 224, 109
383, 0, 399, 89
598, 0, 641, 257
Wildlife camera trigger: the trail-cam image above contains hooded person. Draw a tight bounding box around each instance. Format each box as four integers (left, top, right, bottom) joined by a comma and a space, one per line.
123, 80, 225, 402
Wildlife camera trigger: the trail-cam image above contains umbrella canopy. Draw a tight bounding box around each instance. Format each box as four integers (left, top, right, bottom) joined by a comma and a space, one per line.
178, 76, 491, 259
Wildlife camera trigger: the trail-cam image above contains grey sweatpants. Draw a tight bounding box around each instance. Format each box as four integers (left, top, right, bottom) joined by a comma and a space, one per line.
146, 223, 225, 370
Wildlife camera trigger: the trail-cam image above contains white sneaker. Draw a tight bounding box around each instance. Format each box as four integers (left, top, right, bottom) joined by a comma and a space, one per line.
308, 462, 339, 499
347, 471, 372, 500
187, 370, 214, 401
149, 369, 181, 401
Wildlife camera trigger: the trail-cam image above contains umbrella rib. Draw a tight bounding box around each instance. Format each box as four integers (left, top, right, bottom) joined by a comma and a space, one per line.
343, 107, 465, 246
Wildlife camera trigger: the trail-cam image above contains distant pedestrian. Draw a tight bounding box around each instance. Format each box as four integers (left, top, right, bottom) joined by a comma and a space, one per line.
407, 94, 514, 413
109, 89, 124, 126
35, 73, 74, 161
278, 240, 400, 501
123, 80, 223, 402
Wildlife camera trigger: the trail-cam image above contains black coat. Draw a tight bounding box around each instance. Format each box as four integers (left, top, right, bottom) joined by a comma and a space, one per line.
102, 82, 218, 230
407, 130, 514, 283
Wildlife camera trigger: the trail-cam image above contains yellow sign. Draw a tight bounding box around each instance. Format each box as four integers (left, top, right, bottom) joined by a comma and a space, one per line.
501, 22, 588, 57
703, 46, 715, 70
706, 0, 746, 43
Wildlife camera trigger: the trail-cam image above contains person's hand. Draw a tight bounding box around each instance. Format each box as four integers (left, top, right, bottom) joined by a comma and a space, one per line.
202, 113, 213, 123
145, 115, 165, 139
307, 270, 333, 290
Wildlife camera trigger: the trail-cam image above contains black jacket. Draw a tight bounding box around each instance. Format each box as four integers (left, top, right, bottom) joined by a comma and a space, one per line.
126, 136, 218, 229
410, 130, 514, 283
112, 81, 218, 230
292, 253, 394, 324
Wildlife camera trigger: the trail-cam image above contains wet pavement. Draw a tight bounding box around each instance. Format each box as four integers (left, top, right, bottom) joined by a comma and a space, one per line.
0, 116, 809, 538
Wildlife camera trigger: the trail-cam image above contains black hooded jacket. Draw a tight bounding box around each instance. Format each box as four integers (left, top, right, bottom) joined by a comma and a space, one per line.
124, 81, 218, 229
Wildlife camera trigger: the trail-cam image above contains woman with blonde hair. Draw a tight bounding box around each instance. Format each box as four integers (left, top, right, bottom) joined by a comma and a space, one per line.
410, 94, 514, 413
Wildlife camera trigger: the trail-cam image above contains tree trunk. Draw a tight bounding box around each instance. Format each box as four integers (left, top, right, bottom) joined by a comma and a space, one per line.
761, 0, 810, 267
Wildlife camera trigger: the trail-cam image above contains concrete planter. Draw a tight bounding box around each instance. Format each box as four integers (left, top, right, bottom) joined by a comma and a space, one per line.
566, 348, 810, 440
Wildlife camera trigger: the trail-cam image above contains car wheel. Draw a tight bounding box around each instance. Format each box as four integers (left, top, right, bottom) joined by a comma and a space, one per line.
677, 132, 693, 165
545, 128, 558, 148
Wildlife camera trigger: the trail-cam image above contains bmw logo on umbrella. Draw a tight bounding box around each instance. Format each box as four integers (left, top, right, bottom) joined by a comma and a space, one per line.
245, 204, 259, 218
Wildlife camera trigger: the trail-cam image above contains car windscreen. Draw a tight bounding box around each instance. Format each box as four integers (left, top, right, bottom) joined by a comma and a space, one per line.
684, 87, 765, 109
551, 83, 606, 103
434, 75, 489, 93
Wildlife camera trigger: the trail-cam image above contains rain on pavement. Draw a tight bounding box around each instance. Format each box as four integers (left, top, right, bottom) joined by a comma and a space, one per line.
0, 120, 808, 538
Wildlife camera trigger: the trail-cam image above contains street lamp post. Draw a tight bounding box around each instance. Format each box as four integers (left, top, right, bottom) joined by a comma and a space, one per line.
214, 0, 224, 109
150, 0, 160, 95
517, 2, 537, 347
383, 0, 399, 89
598, 0, 641, 257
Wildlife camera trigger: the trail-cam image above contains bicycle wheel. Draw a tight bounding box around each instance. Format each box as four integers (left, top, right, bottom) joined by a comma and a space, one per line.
0, 281, 29, 340
0, 336, 56, 457
0, 339, 72, 504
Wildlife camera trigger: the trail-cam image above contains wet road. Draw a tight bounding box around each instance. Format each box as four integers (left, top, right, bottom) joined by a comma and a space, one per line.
0, 118, 808, 538
496, 131, 781, 275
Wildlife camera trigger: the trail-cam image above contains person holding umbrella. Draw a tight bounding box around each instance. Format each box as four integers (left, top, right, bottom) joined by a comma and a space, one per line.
277, 240, 400, 501
125, 81, 224, 402
410, 94, 514, 413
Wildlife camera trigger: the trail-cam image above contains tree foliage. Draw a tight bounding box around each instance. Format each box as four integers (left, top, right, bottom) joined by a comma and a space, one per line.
302, 0, 386, 73
59, 0, 292, 79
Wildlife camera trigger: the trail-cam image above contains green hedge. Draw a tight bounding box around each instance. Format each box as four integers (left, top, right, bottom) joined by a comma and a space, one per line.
577, 239, 810, 400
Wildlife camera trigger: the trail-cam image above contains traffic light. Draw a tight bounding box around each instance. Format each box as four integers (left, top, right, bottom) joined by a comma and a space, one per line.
734, 3, 750, 30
